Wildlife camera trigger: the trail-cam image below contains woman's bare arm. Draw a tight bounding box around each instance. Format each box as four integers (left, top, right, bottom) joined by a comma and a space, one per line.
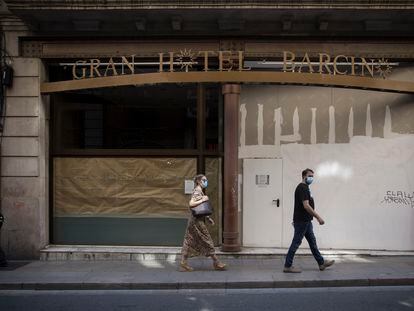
189, 195, 208, 207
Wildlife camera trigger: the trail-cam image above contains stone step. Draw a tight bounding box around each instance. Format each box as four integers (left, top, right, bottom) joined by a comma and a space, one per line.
39, 245, 414, 261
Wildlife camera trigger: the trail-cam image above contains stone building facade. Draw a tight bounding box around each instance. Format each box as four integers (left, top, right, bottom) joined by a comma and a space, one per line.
0, 1, 413, 259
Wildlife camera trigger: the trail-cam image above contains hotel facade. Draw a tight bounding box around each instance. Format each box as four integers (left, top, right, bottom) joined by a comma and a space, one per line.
0, 0, 413, 259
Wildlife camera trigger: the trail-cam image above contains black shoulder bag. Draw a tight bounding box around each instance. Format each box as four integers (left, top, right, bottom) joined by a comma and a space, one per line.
191, 201, 213, 217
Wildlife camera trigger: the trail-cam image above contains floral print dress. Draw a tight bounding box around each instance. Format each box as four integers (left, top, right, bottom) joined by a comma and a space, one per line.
181, 187, 215, 258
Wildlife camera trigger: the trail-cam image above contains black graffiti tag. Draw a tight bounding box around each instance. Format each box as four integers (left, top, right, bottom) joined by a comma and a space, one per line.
381, 191, 414, 208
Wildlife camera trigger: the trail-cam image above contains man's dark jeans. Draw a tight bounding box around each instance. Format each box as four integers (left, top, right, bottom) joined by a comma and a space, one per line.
284, 221, 324, 268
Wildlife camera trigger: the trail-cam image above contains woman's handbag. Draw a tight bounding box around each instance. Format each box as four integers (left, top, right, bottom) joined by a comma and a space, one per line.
191, 201, 213, 217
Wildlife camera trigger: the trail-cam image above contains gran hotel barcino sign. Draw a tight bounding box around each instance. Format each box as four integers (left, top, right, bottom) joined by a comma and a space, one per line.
71, 49, 395, 80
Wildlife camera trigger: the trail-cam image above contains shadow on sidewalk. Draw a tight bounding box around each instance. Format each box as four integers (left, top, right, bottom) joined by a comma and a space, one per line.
0, 261, 31, 271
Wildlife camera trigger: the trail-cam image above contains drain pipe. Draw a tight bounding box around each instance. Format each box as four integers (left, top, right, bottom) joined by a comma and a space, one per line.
0, 27, 13, 266
0, 26, 5, 266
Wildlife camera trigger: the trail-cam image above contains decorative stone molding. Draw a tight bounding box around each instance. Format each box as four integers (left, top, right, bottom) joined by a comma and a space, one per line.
20, 39, 414, 59
4, 1, 414, 10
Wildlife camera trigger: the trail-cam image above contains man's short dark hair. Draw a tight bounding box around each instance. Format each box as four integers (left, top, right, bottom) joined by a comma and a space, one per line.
302, 168, 314, 178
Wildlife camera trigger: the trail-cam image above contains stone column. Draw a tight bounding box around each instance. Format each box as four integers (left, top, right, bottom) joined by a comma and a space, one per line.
221, 84, 241, 252
0, 14, 48, 259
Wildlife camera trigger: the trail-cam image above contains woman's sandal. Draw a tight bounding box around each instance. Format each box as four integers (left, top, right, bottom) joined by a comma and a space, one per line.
213, 261, 227, 271
179, 261, 194, 272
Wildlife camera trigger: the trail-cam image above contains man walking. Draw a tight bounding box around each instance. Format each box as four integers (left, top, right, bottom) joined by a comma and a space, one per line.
283, 168, 334, 273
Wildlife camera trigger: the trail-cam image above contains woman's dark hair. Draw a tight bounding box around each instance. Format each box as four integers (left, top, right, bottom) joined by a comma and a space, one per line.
302, 168, 314, 178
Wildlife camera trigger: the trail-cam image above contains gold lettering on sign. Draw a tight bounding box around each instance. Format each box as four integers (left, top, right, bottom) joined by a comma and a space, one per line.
121, 55, 135, 75
298, 53, 314, 73
90, 59, 101, 78
319, 53, 332, 74
238, 51, 251, 71
283, 51, 296, 72
199, 51, 214, 72
360, 57, 375, 77
333, 55, 348, 75
69, 49, 395, 80
350, 56, 356, 76
169, 52, 174, 72
73, 60, 87, 79
104, 57, 118, 76
159, 53, 164, 72
219, 51, 234, 71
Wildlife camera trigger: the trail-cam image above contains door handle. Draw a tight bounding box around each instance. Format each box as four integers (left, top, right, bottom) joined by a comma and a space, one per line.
272, 199, 280, 207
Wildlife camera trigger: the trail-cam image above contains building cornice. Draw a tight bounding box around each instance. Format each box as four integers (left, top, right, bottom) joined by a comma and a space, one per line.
4, 0, 414, 10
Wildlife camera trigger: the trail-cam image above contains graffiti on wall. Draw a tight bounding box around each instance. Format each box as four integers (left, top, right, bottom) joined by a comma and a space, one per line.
381, 191, 414, 208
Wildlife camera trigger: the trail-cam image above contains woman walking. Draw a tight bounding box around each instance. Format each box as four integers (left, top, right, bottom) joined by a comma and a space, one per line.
179, 174, 227, 272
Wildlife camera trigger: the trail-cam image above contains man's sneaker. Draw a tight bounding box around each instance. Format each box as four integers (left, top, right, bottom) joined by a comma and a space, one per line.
283, 266, 302, 273
319, 259, 335, 271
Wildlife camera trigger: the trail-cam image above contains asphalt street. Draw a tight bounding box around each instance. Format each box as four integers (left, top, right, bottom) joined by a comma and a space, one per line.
0, 286, 413, 311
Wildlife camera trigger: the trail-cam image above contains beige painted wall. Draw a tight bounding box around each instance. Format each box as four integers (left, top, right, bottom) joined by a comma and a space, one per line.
239, 67, 414, 251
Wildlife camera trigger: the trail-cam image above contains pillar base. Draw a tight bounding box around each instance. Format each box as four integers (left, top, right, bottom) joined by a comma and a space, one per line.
221, 244, 241, 252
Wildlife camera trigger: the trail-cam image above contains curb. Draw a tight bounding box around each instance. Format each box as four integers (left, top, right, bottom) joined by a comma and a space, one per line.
1, 278, 413, 290
39, 246, 414, 262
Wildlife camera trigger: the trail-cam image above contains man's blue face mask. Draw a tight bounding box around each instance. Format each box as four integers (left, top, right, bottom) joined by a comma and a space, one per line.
305, 176, 314, 185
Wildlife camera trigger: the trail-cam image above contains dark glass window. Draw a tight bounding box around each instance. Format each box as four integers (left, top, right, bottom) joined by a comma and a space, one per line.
205, 86, 223, 152
53, 84, 198, 150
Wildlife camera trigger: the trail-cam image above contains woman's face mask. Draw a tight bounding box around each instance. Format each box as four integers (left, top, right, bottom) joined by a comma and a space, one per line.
201, 178, 208, 188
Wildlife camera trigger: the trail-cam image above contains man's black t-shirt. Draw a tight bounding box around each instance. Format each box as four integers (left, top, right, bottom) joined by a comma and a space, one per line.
293, 182, 314, 222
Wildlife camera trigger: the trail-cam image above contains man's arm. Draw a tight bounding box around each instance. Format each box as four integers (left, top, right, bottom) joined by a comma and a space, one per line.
303, 200, 325, 225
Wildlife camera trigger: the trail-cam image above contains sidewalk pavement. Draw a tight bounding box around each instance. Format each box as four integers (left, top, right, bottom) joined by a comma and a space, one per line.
0, 256, 413, 290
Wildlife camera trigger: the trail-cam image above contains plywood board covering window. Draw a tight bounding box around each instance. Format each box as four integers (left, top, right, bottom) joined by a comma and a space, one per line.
53, 157, 197, 218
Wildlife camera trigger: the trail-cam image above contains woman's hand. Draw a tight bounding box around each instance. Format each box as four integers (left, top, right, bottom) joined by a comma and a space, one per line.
207, 217, 215, 225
